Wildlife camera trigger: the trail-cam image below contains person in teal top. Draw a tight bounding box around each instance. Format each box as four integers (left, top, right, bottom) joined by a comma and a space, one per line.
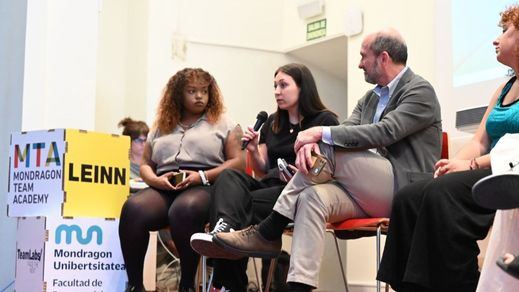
486, 76, 519, 149
377, 5, 519, 291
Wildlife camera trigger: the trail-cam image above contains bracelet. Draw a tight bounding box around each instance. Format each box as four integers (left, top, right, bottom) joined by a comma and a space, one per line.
470, 157, 480, 170
198, 170, 210, 186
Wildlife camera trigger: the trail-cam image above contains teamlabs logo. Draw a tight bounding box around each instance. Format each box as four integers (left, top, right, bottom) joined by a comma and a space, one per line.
17, 248, 43, 273
55, 224, 103, 245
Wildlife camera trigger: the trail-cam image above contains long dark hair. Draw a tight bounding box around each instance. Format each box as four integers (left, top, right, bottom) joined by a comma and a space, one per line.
272, 63, 337, 133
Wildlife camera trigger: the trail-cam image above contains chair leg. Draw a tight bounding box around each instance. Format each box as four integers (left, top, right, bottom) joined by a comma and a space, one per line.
202, 256, 207, 292
157, 232, 180, 284
252, 258, 263, 292
207, 266, 214, 292
330, 231, 349, 292
376, 225, 381, 292
264, 258, 277, 292
196, 258, 201, 292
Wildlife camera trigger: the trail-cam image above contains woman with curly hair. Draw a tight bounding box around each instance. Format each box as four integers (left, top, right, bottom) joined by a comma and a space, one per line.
119, 68, 245, 292
377, 5, 519, 291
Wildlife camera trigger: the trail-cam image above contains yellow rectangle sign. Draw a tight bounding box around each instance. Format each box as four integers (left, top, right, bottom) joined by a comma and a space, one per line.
63, 130, 130, 218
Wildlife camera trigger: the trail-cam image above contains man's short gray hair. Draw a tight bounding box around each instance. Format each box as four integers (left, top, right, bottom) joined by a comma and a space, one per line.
370, 34, 408, 65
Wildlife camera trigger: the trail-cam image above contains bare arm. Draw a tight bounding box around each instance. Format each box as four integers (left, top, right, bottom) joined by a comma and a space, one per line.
249, 143, 269, 176
434, 84, 502, 177
241, 124, 269, 175
204, 125, 246, 182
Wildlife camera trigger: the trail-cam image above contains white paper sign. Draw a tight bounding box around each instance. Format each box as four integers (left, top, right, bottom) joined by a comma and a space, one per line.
8, 129, 65, 217
15, 217, 46, 292
44, 217, 127, 291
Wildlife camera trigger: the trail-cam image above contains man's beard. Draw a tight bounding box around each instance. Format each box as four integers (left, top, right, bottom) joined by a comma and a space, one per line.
364, 60, 381, 84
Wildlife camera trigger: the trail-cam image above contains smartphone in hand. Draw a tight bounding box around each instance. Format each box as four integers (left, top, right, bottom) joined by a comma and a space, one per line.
277, 158, 295, 179
169, 172, 186, 186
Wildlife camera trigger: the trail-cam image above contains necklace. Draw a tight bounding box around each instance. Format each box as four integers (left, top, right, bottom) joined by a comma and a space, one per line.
289, 122, 298, 134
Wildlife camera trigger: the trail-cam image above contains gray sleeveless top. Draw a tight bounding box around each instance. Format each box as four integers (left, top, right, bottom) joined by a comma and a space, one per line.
148, 115, 237, 174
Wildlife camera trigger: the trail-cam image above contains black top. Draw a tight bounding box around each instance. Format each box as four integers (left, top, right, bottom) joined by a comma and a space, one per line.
259, 111, 339, 170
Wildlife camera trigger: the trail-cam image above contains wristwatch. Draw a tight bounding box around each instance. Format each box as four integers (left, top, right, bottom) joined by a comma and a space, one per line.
198, 170, 210, 186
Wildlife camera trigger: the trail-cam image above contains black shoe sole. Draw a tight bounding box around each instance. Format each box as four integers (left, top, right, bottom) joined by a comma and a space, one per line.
473, 173, 519, 210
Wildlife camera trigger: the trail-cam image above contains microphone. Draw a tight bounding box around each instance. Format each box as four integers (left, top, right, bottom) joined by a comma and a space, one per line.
241, 111, 268, 150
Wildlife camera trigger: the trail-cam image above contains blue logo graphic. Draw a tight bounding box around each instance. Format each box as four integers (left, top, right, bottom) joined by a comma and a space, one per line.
55, 224, 103, 245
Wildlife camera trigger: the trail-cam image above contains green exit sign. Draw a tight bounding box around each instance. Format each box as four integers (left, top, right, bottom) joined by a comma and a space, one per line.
306, 19, 326, 41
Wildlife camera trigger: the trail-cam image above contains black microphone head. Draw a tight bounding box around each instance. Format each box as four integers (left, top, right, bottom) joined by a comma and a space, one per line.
242, 111, 269, 150
256, 111, 268, 123
252, 111, 268, 131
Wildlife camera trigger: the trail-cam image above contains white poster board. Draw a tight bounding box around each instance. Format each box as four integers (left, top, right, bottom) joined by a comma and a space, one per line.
44, 217, 127, 291
15, 217, 46, 292
8, 129, 65, 217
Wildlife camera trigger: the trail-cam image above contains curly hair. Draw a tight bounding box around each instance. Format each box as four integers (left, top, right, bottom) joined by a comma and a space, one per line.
500, 5, 519, 29
118, 117, 149, 140
154, 68, 225, 134
500, 5, 519, 62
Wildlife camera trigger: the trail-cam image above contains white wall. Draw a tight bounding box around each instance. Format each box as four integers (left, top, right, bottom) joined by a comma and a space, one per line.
95, 0, 149, 134
146, 0, 282, 128
22, 0, 99, 131
145, 0, 347, 129
0, 1, 26, 290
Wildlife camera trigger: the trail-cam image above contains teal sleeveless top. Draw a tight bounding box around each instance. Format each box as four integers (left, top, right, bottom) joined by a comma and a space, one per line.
486, 76, 519, 149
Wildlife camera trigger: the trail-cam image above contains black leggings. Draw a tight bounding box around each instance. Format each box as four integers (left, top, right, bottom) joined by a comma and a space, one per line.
119, 185, 211, 289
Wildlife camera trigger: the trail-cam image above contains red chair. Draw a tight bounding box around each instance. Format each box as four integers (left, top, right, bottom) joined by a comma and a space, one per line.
327, 132, 449, 292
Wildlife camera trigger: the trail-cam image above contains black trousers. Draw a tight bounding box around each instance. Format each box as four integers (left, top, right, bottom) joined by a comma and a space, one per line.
377, 169, 495, 292
209, 169, 286, 291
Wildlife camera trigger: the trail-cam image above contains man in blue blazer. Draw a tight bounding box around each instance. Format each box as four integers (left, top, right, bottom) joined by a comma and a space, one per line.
213, 28, 442, 291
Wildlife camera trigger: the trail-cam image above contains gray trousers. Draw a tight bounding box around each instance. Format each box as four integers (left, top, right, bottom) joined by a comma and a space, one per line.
273, 143, 394, 287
